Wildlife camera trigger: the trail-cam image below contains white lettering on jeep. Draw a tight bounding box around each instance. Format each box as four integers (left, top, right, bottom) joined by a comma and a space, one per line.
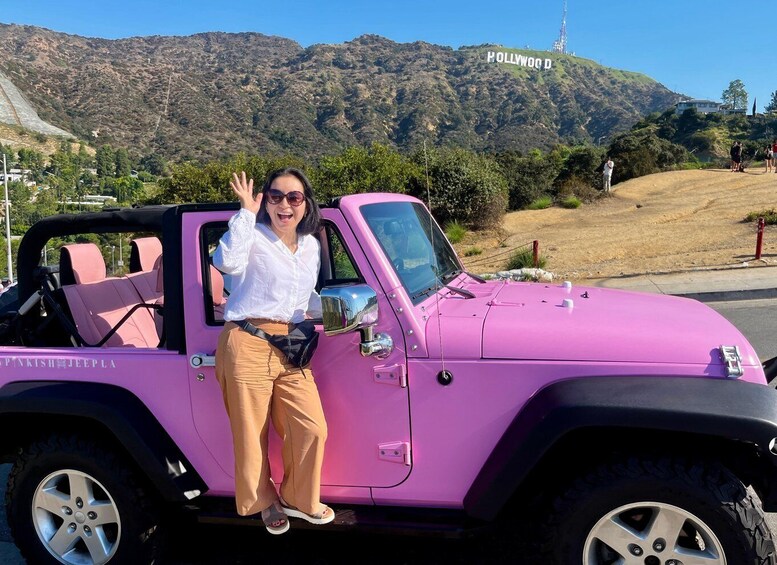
3, 357, 117, 369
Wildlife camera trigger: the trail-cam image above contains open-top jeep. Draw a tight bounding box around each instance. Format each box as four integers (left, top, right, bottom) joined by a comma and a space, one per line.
1, 193, 777, 564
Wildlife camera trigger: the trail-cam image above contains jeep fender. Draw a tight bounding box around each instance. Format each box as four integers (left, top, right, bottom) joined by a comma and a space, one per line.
0, 381, 207, 502
463, 376, 777, 521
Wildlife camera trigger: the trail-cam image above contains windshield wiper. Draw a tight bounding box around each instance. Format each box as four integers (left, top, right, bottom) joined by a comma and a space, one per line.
445, 285, 475, 299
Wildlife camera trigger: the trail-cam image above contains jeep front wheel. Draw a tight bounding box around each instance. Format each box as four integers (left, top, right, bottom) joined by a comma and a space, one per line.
6, 434, 159, 565
543, 456, 776, 565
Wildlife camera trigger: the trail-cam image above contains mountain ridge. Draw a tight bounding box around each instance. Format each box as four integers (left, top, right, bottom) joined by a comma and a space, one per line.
0, 23, 681, 161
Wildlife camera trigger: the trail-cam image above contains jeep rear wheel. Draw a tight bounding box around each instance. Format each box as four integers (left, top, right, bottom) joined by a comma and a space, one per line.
543, 456, 776, 565
6, 434, 160, 565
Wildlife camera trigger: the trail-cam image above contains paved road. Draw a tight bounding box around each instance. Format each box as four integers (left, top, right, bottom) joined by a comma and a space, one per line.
2, 297, 777, 563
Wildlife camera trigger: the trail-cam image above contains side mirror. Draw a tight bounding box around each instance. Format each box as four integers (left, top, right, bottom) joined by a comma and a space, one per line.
321, 284, 379, 336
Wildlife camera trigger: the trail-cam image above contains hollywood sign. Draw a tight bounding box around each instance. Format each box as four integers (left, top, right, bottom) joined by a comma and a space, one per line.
487, 51, 553, 70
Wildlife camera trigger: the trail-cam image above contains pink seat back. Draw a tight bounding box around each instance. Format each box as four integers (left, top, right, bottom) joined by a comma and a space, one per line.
129, 237, 162, 273
60, 243, 159, 348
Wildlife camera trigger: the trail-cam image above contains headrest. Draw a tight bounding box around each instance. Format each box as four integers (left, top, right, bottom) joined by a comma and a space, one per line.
59, 244, 107, 285
129, 237, 162, 273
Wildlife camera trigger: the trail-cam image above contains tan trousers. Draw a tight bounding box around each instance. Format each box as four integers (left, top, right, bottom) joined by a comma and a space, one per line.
215, 320, 327, 517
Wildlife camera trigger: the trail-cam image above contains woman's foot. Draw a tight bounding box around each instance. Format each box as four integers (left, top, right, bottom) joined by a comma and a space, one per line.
279, 496, 336, 525
261, 501, 290, 535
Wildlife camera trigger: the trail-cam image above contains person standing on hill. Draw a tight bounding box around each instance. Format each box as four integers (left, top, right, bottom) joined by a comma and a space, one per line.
602, 156, 614, 192
766, 144, 774, 173
731, 141, 743, 172
772, 138, 777, 173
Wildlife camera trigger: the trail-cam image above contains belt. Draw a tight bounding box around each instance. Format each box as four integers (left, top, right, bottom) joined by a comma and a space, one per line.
234, 319, 273, 340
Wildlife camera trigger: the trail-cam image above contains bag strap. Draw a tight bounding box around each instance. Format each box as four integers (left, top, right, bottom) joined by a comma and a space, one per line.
235, 319, 273, 340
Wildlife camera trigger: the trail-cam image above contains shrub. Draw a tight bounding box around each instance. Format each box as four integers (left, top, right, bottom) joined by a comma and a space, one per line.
556, 175, 599, 203
744, 210, 777, 225
560, 196, 582, 209
464, 247, 482, 257
527, 196, 553, 210
445, 221, 467, 244
506, 247, 547, 270
412, 147, 508, 230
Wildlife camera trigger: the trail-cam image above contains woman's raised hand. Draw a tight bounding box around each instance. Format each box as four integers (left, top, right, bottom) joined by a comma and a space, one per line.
230, 171, 262, 214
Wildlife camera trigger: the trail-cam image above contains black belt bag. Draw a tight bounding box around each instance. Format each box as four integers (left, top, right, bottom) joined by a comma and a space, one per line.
235, 319, 319, 368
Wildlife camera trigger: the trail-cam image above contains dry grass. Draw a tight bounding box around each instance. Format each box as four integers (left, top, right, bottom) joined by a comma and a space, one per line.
455, 168, 777, 281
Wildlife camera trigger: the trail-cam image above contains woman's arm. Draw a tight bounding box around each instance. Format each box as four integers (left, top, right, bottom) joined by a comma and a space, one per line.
213, 172, 263, 275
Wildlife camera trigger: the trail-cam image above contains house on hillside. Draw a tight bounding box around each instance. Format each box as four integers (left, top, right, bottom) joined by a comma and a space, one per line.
675, 99, 747, 116
0, 168, 34, 187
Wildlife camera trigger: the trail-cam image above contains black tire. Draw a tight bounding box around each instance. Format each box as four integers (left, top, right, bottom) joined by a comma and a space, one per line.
543, 456, 776, 565
5, 434, 160, 565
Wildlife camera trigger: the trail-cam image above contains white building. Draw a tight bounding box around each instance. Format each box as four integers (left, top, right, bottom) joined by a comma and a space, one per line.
675, 99, 747, 116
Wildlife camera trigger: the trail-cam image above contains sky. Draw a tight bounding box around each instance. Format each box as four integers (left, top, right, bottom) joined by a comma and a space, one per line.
2, 0, 774, 112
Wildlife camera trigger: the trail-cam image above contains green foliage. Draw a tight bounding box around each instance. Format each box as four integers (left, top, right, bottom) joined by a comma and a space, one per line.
95, 145, 115, 178
113, 176, 145, 205
506, 247, 546, 270
527, 196, 553, 210
414, 147, 507, 230
463, 247, 482, 256
767, 91, 777, 113
444, 221, 467, 244
495, 149, 563, 211
744, 210, 777, 225
607, 127, 689, 183
560, 196, 582, 209
722, 79, 747, 110
314, 143, 421, 200
114, 148, 131, 177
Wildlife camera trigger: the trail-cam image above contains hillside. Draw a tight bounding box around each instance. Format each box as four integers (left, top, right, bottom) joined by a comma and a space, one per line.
458, 169, 777, 280
0, 24, 679, 161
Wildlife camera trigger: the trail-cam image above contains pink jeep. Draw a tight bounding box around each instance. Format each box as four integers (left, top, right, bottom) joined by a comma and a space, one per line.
1, 193, 777, 564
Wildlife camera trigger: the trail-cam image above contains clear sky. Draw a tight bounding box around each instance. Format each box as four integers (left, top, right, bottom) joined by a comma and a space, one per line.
3, 0, 774, 112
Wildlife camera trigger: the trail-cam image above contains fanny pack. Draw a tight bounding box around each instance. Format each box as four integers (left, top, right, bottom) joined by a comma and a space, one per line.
235, 319, 319, 368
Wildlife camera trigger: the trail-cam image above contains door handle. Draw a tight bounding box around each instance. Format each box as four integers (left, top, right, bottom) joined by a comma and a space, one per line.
190, 353, 216, 368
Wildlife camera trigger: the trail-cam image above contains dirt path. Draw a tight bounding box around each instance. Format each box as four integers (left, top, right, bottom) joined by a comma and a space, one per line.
456, 168, 777, 282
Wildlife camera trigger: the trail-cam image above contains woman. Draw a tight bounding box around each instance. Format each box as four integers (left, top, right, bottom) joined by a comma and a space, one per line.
766, 145, 774, 173
213, 168, 333, 535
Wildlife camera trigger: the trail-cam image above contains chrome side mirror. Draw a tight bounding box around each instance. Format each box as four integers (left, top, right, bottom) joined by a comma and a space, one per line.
321, 284, 379, 336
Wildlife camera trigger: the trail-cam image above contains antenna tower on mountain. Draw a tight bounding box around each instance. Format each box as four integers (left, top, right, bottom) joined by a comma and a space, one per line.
552, 0, 568, 54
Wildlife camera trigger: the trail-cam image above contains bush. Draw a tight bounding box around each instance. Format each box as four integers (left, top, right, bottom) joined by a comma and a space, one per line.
560, 196, 582, 209
445, 221, 467, 244
463, 247, 482, 257
744, 210, 777, 225
527, 196, 553, 210
506, 247, 547, 270
413, 148, 508, 230
556, 175, 599, 203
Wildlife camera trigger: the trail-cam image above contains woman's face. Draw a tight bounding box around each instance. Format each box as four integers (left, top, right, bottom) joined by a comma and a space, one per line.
265, 174, 307, 239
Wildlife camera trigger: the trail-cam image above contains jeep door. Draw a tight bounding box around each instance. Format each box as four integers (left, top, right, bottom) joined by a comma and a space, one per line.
184, 209, 412, 500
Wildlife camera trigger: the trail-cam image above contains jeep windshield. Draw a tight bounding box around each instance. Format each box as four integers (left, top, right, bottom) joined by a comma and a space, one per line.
361, 201, 461, 304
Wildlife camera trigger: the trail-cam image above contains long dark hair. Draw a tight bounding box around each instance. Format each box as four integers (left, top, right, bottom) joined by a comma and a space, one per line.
256, 167, 321, 236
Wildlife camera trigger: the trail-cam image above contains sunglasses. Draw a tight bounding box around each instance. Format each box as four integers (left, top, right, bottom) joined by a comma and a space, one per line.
266, 189, 306, 207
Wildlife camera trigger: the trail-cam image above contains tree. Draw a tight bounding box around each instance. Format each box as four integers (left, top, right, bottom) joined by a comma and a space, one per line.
114, 148, 131, 178
95, 145, 115, 178
722, 80, 748, 110
766, 91, 777, 113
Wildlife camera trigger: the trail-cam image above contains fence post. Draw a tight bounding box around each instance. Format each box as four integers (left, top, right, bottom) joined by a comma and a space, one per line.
533, 240, 539, 268
756, 217, 765, 260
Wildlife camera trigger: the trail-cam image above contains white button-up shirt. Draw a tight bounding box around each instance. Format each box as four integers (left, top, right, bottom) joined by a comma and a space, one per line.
213, 208, 321, 323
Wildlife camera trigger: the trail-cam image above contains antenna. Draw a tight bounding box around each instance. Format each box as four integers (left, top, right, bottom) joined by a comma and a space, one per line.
552, 0, 568, 54
423, 141, 447, 374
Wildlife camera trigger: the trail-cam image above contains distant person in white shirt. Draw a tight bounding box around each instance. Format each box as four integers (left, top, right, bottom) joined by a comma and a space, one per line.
213, 168, 333, 535
603, 157, 614, 192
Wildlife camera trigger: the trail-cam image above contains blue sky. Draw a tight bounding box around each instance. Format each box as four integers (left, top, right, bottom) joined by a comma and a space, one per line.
4, 0, 774, 112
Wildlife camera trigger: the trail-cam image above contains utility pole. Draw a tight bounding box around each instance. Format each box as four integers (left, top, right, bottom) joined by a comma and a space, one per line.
3, 153, 12, 283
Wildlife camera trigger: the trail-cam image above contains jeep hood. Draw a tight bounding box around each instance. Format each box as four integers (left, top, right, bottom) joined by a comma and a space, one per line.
430, 281, 760, 369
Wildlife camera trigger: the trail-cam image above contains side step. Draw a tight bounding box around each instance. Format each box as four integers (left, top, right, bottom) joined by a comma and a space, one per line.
194, 499, 489, 539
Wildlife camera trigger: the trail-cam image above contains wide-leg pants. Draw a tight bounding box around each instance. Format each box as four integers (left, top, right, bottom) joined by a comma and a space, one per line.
215, 319, 327, 517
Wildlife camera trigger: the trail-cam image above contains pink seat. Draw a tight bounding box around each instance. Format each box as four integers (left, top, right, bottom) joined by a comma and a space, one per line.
129, 237, 162, 273
59, 243, 160, 348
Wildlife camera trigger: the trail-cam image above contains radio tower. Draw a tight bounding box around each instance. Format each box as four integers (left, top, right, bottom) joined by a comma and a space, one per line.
552, 0, 568, 54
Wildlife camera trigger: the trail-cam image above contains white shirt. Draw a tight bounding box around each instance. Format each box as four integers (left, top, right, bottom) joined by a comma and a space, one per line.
603, 160, 614, 177
213, 208, 321, 323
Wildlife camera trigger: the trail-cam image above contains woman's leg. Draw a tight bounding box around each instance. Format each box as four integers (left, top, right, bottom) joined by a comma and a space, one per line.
216, 323, 279, 516
271, 363, 328, 516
